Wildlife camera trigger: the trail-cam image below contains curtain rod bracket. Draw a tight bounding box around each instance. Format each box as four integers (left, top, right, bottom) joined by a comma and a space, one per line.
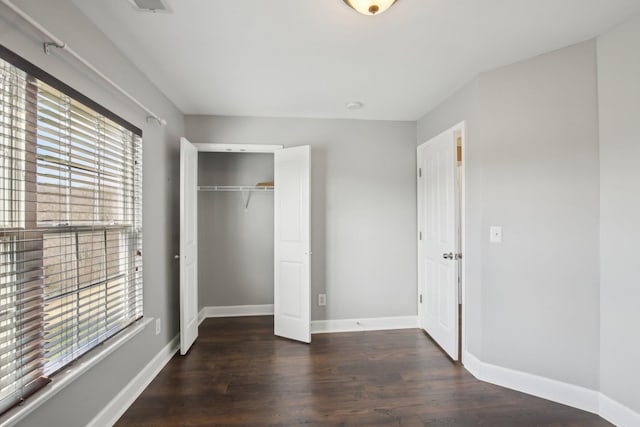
146, 115, 167, 127
43, 41, 65, 55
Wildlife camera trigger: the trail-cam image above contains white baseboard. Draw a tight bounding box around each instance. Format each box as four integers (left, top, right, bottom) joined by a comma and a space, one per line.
463, 351, 640, 426
87, 335, 180, 427
197, 309, 417, 335
310, 316, 418, 334
198, 304, 274, 324
600, 393, 640, 427
462, 351, 599, 414
461, 350, 482, 378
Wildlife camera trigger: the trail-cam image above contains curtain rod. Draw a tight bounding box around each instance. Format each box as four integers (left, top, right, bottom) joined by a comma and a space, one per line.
1, 0, 167, 127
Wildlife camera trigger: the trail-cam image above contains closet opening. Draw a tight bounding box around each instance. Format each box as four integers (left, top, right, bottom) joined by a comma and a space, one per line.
198, 151, 275, 319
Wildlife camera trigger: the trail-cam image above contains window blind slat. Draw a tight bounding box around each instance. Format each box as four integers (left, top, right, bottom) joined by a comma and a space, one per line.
36, 99, 133, 154
0, 320, 42, 344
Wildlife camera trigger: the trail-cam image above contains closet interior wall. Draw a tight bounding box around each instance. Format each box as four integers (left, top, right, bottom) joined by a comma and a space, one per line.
197, 152, 275, 310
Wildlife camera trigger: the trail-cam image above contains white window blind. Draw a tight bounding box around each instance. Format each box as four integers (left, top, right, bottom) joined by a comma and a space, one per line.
0, 49, 143, 415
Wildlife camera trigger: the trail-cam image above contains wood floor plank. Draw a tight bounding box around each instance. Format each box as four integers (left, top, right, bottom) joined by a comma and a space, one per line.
116, 316, 610, 427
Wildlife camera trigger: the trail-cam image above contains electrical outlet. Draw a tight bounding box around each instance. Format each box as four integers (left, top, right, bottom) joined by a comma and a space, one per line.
318, 293, 326, 306
155, 318, 161, 335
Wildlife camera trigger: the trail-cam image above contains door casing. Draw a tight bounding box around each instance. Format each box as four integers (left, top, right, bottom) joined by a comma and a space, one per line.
179, 142, 312, 346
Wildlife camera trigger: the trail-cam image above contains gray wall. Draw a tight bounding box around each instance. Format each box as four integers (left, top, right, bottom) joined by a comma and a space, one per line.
417, 41, 601, 390
198, 153, 274, 308
0, 0, 184, 426
597, 14, 640, 414
186, 116, 417, 321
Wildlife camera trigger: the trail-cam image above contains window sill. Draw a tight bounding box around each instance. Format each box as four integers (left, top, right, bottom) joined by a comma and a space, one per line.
0, 317, 153, 427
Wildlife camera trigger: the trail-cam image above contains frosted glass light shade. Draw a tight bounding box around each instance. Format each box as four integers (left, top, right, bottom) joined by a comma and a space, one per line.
343, 0, 397, 15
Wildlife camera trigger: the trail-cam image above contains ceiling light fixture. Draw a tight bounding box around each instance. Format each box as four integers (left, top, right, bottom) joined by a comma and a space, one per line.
343, 0, 397, 16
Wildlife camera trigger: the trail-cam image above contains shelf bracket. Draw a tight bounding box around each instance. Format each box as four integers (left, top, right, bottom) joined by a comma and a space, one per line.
241, 189, 251, 211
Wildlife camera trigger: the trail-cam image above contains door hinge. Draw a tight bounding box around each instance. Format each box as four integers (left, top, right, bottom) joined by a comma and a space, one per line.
419, 231, 422, 240
418, 167, 422, 178
419, 294, 423, 304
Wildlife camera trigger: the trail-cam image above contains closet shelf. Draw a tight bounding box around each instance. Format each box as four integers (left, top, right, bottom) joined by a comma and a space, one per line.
198, 185, 274, 192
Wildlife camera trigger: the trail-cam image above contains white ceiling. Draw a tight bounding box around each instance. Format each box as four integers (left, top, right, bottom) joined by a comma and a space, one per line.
72, 0, 640, 121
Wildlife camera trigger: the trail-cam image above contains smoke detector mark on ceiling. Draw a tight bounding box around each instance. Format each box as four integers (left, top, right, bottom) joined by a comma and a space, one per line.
128, 0, 172, 13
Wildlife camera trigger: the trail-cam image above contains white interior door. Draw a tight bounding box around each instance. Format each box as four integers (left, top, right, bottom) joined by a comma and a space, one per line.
179, 137, 199, 355
274, 145, 311, 343
417, 131, 459, 360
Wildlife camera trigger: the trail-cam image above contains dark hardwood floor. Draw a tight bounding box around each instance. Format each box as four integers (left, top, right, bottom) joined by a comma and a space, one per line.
116, 317, 610, 426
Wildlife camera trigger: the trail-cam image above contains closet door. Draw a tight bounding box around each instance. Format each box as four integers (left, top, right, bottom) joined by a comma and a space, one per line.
274, 146, 311, 343
179, 137, 199, 354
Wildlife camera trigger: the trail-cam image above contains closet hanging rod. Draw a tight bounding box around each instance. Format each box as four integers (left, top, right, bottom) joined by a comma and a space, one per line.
198, 185, 274, 192
1, 0, 167, 127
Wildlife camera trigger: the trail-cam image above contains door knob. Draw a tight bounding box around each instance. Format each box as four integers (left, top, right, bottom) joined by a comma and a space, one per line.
174, 254, 180, 260
442, 252, 454, 260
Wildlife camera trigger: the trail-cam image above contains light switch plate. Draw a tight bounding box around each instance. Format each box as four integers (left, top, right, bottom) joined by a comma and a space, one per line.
490, 226, 503, 243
